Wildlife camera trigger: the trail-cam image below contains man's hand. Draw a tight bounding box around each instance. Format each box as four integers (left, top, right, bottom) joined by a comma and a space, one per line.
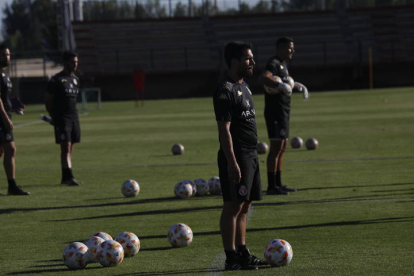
295, 82, 309, 100
227, 161, 241, 184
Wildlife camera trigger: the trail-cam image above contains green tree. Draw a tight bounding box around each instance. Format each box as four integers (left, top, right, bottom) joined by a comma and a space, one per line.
174, 2, 187, 17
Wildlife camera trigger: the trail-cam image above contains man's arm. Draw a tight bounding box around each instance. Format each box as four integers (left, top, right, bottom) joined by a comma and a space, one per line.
45, 93, 54, 118
0, 93, 12, 130
259, 70, 292, 95
217, 121, 241, 184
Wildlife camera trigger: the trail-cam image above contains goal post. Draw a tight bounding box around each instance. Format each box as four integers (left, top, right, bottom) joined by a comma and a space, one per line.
80, 87, 102, 111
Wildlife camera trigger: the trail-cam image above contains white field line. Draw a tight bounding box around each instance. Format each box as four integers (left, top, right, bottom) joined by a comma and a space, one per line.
14, 112, 88, 129
204, 205, 256, 276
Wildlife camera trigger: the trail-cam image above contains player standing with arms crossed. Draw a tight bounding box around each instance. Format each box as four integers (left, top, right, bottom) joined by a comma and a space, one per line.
0, 44, 29, 195
45, 51, 82, 186
213, 41, 267, 270
259, 37, 309, 195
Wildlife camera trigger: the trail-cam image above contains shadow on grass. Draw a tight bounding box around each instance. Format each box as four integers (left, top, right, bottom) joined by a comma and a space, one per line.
117, 267, 224, 276
7, 265, 102, 275
299, 182, 414, 191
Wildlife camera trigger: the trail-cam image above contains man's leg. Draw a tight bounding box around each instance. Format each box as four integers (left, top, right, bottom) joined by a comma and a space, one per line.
275, 139, 297, 192
60, 142, 80, 186
3, 142, 29, 195
266, 139, 288, 195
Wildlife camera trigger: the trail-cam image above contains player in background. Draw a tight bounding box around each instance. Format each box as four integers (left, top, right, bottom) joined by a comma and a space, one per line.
259, 37, 309, 195
45, 51, 82, 186
213, 41, 267, 270
0, 44, 29, 195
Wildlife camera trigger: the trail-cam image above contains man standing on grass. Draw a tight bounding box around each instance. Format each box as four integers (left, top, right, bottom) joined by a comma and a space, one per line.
258, 37, 309, 195
45, 51, 82, 186
213, 41, 267, 270
0, 44, 29, 195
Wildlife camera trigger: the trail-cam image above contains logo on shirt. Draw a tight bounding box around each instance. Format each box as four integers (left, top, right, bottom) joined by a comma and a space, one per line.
1, 73, 5, 77
61, 79, 67, 83
280, 65, 284, 70
239, 185, 248, 196
73, 79, 77, 85
246, 100, 250, 107
218, 93, 227, 100
237, 91, 242, 96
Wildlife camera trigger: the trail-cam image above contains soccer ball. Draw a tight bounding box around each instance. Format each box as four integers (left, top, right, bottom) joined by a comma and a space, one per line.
167, 223, 193, 248
257, 141, 269, 154
172, 143, 184, 155
97, 240, 124, 267
263, 75, 282, 94
264, 239, 293, 267
174, 181, 193, 199
182, 179, 196, 197
62, 242, 90, 269
92, 232, 113, 241
208, 176, 221, 195
121, 179, 140, 197
194, 178, 209, 196
286, 76, 295, 89
306, 138, 318, 150
84, 236, 105, 263
115, 231, 140, 257
290, 137, 303, 149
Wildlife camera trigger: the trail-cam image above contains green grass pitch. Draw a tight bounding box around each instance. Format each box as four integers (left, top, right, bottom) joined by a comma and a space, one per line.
0, 87, 413, 275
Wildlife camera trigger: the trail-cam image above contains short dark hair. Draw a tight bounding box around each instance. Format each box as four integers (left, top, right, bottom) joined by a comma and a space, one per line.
224, 41, 252, 68
62, 51, 78, 62
276, 37, 294, 49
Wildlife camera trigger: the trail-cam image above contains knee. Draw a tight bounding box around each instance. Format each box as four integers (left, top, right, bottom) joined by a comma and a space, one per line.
3, 144, 16, 157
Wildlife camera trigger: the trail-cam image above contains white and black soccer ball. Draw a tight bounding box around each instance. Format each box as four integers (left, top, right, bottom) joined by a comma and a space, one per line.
257, 141, 269, 154
84, 236, 105, 263
62, 242, 89, 269
290, 137, 303, 149
264, 239, 293, 267
121, 179, 140, 197
167, 223, 193, 248
194, 178, 209, 196
182, 179, 196, 197
208, 176, 221, 195
172, 143, 184, 155
115, 231, 140, 258
174, 181, 193, 199
96, 240, 124, 267
91, 232, 113, 241
263, 75, 282, 94
306, 138, 318, 150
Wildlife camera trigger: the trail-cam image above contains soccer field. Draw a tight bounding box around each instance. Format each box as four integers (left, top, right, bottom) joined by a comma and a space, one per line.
1, 87, 413, 275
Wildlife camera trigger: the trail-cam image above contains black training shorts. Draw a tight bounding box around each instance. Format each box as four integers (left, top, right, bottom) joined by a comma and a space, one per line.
54, 118, 81, 144
265, 114, 290, 140
218, 150, 262, 202
0, 115, 14, 144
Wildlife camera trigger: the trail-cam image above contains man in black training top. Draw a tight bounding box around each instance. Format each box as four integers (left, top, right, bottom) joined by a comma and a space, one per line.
0, 44, 29, 195
259, 37, 309, 195
213, 41, 267, 270
45, 51, 82, 186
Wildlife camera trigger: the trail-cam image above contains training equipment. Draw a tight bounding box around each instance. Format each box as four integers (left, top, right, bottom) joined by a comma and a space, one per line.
172, 143, 184, 155
62, 242, 89, 269
121, 180, 140, 197
264, 239, 293, 267
263, 75, 282, 94
92, 232, 113, 241
194, 179, 209, 196
290, 137, 303, 149
306, 138, 318, 150
286, 76, 295, 88
257, 141, 269, 154
115, 231, 140, 257
167, 223, 193, 248
80, 87, 102, 111
97, 240, 124, 267
40, 114, 54, 125
174, 181, 193, 199
208, 176, 221, 195
84, 236, 105, 263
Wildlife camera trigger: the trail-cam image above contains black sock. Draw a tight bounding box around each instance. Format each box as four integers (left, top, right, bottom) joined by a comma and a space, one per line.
224, 249, 237, 260
236, 245, 249, 256
276, 171, 282, 187
267, 172, 277, 190
8, 178, 17, 188
62, 168, 74, 181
